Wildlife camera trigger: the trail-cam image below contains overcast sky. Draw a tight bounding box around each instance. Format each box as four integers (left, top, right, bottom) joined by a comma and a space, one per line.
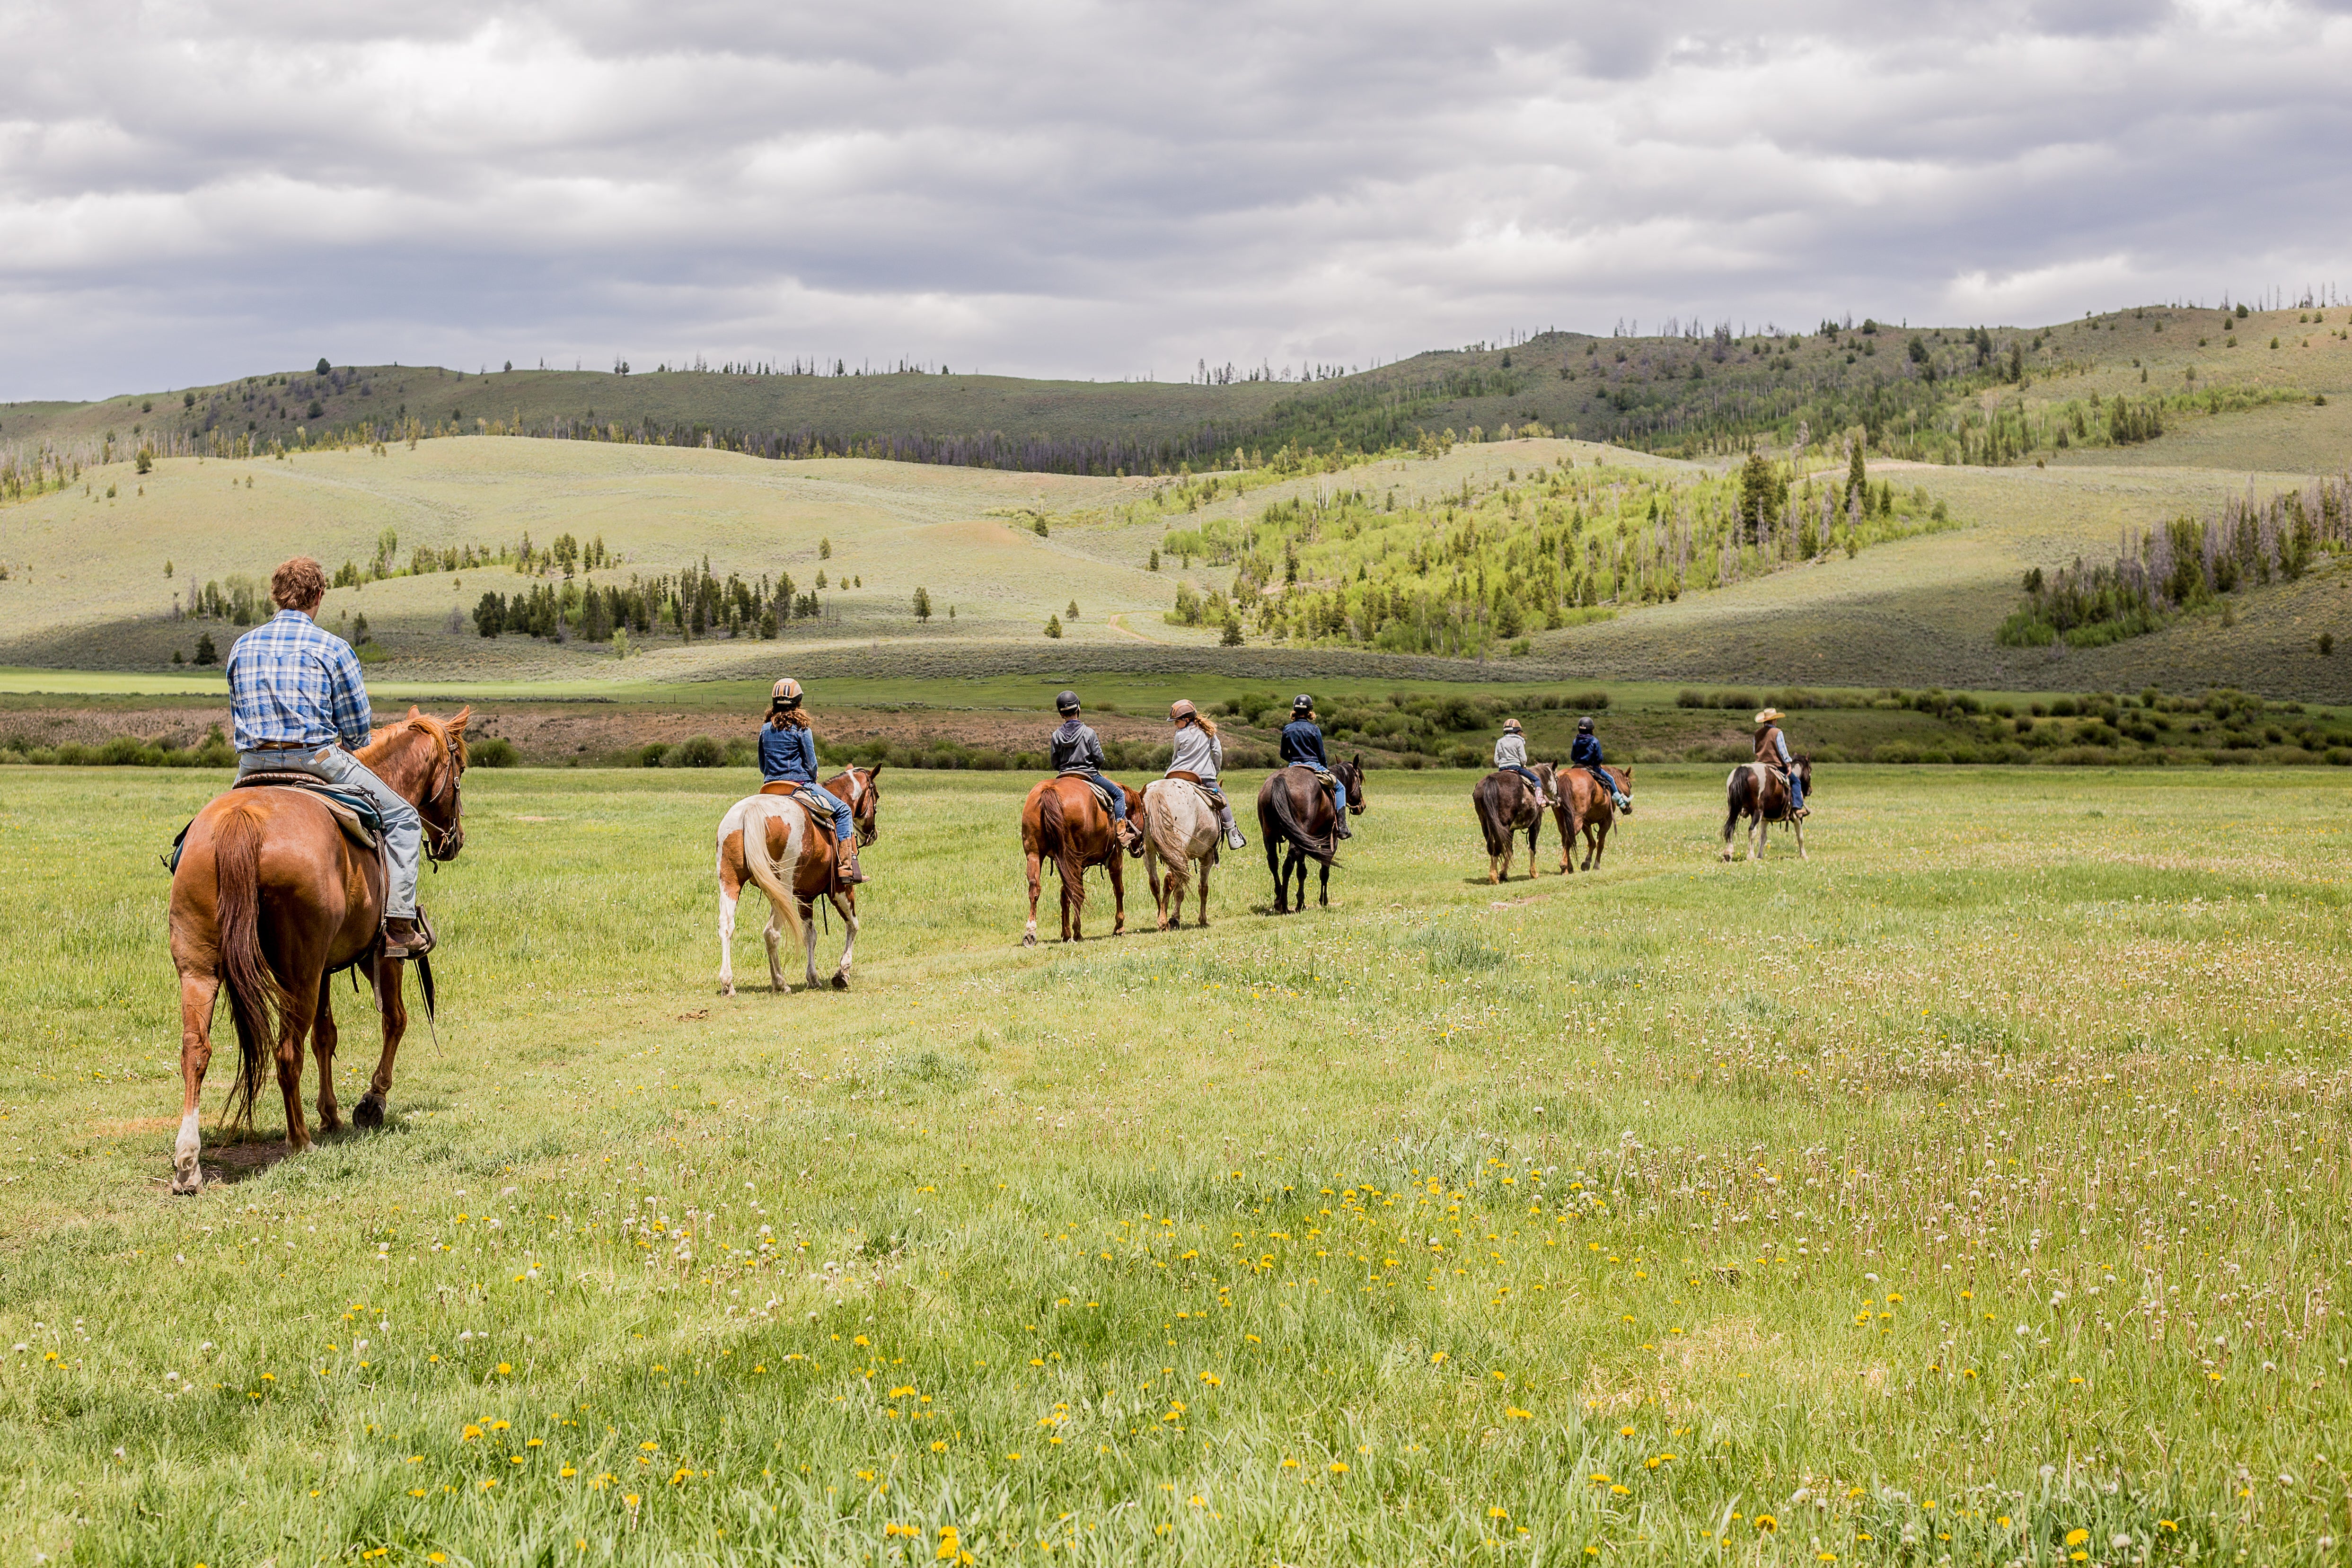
4, 0, 2349, 401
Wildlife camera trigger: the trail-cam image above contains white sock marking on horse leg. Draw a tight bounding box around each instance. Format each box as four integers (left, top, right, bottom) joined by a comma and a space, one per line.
717, 891, 738, 993
173, 1110, 202, 1186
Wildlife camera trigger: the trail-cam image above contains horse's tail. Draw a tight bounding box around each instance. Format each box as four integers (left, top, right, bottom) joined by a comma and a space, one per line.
212, 802, 282, 1129
1722, 768, 1750, 846
1040, 784, 1086, 911
1266, 774, 1337, 867
741, 804, 810, 950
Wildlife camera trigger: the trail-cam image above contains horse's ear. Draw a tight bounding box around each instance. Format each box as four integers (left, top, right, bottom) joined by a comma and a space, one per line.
406, 704, 423, 722
868, 762, 883, 777
1351, 752, 1360, 767
448, 705, 473, 734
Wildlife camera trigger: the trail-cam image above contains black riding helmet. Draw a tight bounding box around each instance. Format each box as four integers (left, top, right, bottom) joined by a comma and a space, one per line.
1292, 694, 1314, 715
1577, 715, 1595, 733
1055, 690, 1081, 715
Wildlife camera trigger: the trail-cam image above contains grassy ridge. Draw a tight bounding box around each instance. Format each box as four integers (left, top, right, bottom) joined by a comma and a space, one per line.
8, 305, 2348, 482
1, 764, 2348, 1562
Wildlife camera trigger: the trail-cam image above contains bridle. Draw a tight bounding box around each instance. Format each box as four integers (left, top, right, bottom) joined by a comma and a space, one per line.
840, 766, 880, 847
416, 724, 466, 863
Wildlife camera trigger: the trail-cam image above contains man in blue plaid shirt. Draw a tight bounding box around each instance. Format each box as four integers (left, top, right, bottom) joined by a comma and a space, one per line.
228, 556, 429, 957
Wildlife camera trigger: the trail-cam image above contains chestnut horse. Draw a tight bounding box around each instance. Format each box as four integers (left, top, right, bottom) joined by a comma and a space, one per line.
1557, 762, 1635, 873
1471, 762, 1559, 882
165, 708, 470, 1194
1022, 775, 1143, 943
714, 766, 881, 993
1721, 757, 1812, 861
1256, 757, 1365, 913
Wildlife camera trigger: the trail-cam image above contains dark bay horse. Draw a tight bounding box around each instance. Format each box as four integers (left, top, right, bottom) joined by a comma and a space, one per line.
716, 766, 882, 993
1256, 757, 1365, 913
1558, 762, 1634, 873
1722, 757, 1813, 861
1471, 762, 1559, 882
166, 708, 470, 1193
1022, 775, 1144, 943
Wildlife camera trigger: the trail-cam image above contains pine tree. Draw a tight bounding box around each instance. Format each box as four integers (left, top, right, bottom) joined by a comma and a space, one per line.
1846, 440, 1866, 507
1044, 614, 1063, 639
194, 632, 217, 665
1220, 614, 1244, 647
913, 586, 933, 623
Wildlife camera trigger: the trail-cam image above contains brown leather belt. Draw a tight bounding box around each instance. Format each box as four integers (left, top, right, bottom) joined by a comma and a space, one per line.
253, 740, 314, 749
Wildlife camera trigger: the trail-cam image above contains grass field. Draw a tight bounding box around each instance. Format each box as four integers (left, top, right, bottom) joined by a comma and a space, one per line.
2, 762, 2348, 1564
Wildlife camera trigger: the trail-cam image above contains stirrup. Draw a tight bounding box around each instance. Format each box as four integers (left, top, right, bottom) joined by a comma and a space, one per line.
379, 908, 435, 960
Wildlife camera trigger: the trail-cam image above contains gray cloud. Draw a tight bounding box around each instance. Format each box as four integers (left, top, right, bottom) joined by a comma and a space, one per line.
2, 0, 2348, 400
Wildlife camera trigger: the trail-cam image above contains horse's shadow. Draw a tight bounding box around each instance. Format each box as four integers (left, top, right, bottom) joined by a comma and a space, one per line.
178, 1101, 430, 1189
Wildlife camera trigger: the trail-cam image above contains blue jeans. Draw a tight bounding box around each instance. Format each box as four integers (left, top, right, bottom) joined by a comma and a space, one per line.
1504, 764, 1545, 796
1785, 769, 1805, 811
1068, 770, 1127, 820
777, 780, 854, 840
238, 747, 422, 917
1586, 765, 1621, 801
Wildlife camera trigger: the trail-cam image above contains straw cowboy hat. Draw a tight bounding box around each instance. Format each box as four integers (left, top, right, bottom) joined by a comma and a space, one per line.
1754, 707, 1785, 725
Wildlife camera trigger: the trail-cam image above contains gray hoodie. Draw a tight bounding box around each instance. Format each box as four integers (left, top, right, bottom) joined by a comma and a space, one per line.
1168, 723, 1224, 781
1494, 732, 1530, 769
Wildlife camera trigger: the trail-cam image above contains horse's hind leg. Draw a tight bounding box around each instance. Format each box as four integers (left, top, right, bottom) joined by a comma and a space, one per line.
1318, 856, 1332, 907
353, 960, 406, 1130
1794, 819, 1806, 861
172, 970, 221, 1194
1023, 848, 1045, 947
1108, 854, 1127, 936
794, 897, 821, 988
275, 977, 321, 1153
1197, 860, 1211, 928
311, 978, 342, 1133
1721, 808, 1740, 862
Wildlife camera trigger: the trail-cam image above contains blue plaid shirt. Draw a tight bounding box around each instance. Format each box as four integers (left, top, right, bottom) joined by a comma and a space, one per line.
226, 610, 373, 752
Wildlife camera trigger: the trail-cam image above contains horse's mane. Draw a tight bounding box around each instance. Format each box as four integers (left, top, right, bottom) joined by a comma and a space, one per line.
360, 711, 467, 775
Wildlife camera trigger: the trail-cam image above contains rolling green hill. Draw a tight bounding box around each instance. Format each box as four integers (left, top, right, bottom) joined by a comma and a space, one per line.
9, 303, 2347, 485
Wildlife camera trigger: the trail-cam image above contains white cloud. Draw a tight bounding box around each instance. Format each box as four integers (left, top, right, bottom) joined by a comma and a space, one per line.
1, 0, 2349, 398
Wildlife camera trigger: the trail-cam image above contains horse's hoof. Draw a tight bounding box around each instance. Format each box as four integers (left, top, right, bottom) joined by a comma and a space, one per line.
719, 982, 735, 997
830, 974, 850, 991
1021, 933, 1037, 948
353, 1095, 385, 1130
319, 1112, 344, 1134
170, 1168, 203, 1196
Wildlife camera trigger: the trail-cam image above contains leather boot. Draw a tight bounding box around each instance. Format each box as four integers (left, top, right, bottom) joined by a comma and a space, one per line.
835, 840, 866, 886
381, 912, 434, 960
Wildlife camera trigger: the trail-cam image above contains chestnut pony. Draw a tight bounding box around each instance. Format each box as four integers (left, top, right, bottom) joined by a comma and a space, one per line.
165, 707, 470, 1194
1557, 762, 1634, 873
1021, 775, 1143, 943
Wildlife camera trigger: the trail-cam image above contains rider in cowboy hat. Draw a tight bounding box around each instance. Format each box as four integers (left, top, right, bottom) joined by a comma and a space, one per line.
1753, 706, 1807, 819
758, 678, 864, 884
1492, 717, 1554, 807
1278, 694, 1350, 839
1049, 691, 1143, 854
1167, 699, 1248, 850
1570, 714, 1631, 813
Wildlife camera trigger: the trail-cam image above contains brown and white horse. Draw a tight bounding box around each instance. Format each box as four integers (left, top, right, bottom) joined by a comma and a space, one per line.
165, 707, 470, 1194
1721, 757, 1812, 861
1140, 777, 1223, 929
1022, 775, 1143, 943
1471, 762, 1559, 882
1558, 762, 1634, 873
715, 766, 881, 993
1256, 757, 1366, 913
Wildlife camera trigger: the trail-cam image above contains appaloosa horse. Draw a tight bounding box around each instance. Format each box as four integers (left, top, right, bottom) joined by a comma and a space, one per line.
715, 765, 881, 993
1721, 756, 1813, 862
1022, 775, 1144, 943
1256, 756, 1365, 913
1471, 762, 1560, 882
165, 708, 470, 1194
1140, 775, 1223, 930
1558, 761, 1635, 873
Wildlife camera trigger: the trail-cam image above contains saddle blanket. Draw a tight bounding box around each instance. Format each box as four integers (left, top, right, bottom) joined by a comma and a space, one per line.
1056, 767, 1121, 814
757, 779, 837, 841
166, 773, 382, 873
1163, 770, 1225, 811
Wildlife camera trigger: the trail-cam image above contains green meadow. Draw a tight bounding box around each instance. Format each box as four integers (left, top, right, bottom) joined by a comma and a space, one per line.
2, 762, 2347, 1564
